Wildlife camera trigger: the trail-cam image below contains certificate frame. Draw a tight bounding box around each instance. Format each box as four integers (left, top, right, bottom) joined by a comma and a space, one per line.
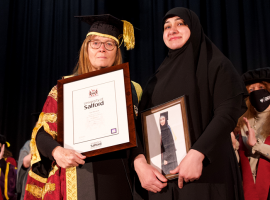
141, 96, 191, 180
57, 63, 137, 157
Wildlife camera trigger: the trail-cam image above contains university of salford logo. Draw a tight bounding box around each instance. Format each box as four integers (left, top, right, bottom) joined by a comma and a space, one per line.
90, 141, 102, 149
89, 89, 98, 98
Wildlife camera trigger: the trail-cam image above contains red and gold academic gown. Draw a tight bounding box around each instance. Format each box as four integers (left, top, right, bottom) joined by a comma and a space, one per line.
23, 86, 66, 200
239, 135, 270, 200
0, 159, 17, 200
24, 81, 143, 200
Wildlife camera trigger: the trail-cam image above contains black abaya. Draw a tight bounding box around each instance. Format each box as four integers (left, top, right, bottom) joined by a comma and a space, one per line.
160, 113, 178, 175
138, 7, 247, 200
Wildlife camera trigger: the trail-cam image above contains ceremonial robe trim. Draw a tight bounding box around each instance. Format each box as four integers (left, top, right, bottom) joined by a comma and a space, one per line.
48, 165, 59, 178
30, 112, 57, 166
29, 170, 48, 184
29, 85, 78, 200
48, 85, 58, 101
25, 182, 56, 200
26, 184, 43, 199
131, 81, 142, 102
43, 182, 56, 198
4, 162, 9, 200
66, 167, 77, 200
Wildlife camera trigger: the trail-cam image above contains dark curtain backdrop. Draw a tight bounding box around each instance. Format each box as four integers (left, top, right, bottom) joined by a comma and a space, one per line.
0, 0, 270, 159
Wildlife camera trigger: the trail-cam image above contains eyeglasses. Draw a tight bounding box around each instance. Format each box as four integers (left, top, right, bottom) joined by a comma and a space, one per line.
89, 40, 117, 51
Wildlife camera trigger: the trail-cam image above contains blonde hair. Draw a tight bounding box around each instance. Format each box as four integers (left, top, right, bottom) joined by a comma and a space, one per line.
237, 81, 270, 138
73, 35, 122, 75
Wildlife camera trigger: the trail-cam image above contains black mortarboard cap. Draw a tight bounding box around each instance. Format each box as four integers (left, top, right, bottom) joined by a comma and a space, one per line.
0, 135, 10, 147
0, 135, 6, 145
242, 67, 270, 85
160, 112, 168, 120
75, 14, 135, 50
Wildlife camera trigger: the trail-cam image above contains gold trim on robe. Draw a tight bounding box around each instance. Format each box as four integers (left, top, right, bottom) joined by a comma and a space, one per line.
29, 170, 48, 184
48, 85, 58, 101
4, 162, 10, 200
66, 167, 77, 200
26, 184, 43, 199
29, 85, 78, 199
25, 182, 56, 200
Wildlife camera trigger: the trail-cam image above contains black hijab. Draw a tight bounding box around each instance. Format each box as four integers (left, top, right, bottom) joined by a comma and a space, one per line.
160, 112, 168, 131
139, 7, 247, 158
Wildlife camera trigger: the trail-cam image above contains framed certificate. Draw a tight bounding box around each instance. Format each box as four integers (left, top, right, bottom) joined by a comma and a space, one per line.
141, 96, 191, 180
57, 63, 136, 157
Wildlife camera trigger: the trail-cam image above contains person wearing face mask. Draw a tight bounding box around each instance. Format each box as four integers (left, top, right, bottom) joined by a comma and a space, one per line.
233, 67, 270, 200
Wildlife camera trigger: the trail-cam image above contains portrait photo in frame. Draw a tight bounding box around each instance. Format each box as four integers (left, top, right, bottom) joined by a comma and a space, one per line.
141, 96, 191, 180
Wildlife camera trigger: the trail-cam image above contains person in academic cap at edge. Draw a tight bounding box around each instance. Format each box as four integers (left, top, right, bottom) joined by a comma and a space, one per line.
231, 67, 270, 200
23, 14, 144, 200
0, 135, 17, 200
133, 7, 248, 200
0, 137, 17, 170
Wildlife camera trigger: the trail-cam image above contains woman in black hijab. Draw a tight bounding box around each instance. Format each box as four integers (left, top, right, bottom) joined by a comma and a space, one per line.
134, 7, 247, 200
160, 112, 178, 175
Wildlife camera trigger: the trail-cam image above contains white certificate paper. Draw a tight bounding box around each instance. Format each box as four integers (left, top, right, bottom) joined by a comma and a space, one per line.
63, 69, 130, 153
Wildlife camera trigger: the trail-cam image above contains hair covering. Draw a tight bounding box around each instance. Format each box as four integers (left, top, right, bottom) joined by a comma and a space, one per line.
242, 67, 270, 85
75, 14, 135, 50
160, 112, 168, 129
138, 7, 247, 199
160, 112, 168, 120
139, 6, 247, 164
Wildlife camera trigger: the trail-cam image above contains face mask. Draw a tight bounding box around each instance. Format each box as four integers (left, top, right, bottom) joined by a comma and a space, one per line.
249, 89, 270, 112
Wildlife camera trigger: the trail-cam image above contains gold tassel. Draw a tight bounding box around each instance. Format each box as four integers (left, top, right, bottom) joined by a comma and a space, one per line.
122, 20, 135, 50
5, 142, 10, 147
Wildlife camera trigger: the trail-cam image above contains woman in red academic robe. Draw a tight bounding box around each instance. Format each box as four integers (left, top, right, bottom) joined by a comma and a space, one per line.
233, 68, 270, 200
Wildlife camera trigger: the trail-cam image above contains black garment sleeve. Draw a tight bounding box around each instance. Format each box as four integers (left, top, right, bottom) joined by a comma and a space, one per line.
191, 94, 246, 162
129, 82, 144, 163
129, 129, 144, 163
16, 165, 28, 193
32, 127, 61, 178
36, 127, 60, 161
0, 159, 7, 174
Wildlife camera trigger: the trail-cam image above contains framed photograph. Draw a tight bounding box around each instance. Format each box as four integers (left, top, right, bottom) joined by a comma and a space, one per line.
141, 96, 191, 180
57, 63, 137, 158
